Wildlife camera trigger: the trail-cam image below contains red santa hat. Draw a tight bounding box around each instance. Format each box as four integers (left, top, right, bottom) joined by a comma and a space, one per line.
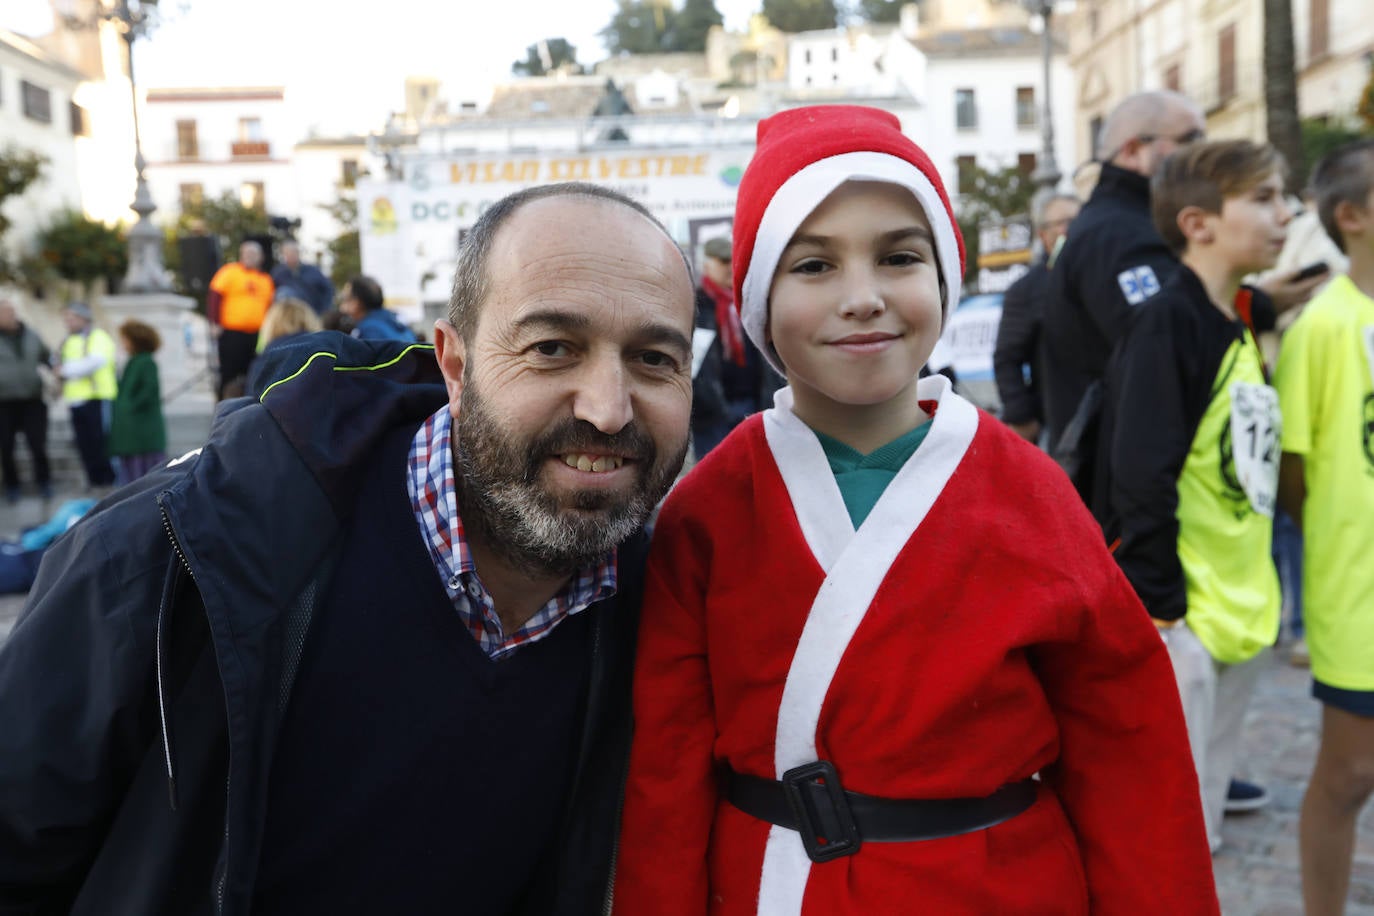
732, 105, 966, 374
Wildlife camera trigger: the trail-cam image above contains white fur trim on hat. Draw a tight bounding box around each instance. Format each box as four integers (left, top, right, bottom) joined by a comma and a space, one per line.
739, 151, 964, 377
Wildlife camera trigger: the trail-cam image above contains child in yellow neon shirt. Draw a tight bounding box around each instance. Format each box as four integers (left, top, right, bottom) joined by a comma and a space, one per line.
1097, 140, 1292, 851
1274, 138, 1374, 916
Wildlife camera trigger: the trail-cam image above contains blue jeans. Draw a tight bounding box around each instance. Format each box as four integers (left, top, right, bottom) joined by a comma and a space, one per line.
1272, 509, 1303, 637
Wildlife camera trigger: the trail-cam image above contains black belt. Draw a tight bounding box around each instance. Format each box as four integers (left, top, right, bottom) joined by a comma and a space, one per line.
726, 761, 1038, 863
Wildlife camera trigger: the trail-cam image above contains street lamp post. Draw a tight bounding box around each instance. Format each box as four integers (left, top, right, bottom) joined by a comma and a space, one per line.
1023, 0, 1063, 214
68, 0, 168, 293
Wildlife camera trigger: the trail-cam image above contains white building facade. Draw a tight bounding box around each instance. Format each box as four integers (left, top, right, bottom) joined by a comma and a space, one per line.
0, 28, 85, 270
291, 137, 385, 264
140, 86, 299, 226
781, 20, 1078, 209
917, 32, 1077, 201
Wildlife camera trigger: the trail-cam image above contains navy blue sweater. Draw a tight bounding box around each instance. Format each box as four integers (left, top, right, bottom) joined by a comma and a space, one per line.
253, 425, 593, 914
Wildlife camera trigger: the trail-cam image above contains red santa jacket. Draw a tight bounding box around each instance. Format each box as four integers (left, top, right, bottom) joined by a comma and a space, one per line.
615, 377, 1217, 915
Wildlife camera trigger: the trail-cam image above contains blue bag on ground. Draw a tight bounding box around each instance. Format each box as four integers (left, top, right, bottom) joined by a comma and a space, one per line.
0, 498, 98, 594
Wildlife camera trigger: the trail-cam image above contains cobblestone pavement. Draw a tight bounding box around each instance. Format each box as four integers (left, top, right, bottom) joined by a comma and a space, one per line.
1, 495, 1371, 912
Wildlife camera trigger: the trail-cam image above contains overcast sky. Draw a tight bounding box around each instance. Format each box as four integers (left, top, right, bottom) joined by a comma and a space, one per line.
1, 0, 761, 134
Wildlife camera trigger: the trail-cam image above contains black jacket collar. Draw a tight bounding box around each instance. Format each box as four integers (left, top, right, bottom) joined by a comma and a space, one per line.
1093, 162, 1153, 208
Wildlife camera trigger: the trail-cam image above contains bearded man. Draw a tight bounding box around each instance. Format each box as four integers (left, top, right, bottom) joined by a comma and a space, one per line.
0, 184, 696, 916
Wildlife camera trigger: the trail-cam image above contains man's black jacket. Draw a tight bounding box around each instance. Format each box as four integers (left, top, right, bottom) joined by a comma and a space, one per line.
1042, 164, 1179, 447
993, 259, 1050, 426
1041, 163, 1276, 497
1093, 267, 1254, 621
0, 334, 644, 916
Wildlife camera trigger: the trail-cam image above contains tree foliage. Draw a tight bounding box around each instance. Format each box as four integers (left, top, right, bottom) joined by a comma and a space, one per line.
761, 0, 839, 32
320, 194, 360, 290
161, 190, 270, 299
673, 0, 725, 52
601, 0, 677, 54
854, 0, 906, 23
600, 0, 725, 54
1299, 117, 1371, 190
174, 190, 269, 259
954, 162, 1035, 289
0, 146, 47, 241
37, 211, 128, 297
1359, 66, 1374, 131
512, 37, 581, 76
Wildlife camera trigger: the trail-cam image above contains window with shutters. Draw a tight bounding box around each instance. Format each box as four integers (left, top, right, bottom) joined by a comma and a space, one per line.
21, 81, 51, 123
1016, 87, 1037, 128
176, 120, 199, 159
956, 155, 978, 194
955, 89, 978, 130
1217, 25, 1236, 104
70, 102, 89, 136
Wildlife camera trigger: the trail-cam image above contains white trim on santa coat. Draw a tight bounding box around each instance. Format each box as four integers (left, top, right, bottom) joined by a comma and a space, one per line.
761, 386, 855, 575
755, 374, 980, 916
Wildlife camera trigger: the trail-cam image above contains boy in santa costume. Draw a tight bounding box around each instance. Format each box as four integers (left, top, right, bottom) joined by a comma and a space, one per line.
613, 105, 1217, 915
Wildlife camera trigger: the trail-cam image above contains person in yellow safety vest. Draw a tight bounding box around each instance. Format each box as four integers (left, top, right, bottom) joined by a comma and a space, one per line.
57, 302, 117, 489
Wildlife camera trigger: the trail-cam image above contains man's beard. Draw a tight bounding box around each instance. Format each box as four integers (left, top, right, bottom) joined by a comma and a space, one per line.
453, 376, 687, 577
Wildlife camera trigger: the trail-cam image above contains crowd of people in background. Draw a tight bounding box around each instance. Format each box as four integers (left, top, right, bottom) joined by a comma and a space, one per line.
0, 236, 404, 499
993, 89, 1373, 915
1, 91, 1372, 913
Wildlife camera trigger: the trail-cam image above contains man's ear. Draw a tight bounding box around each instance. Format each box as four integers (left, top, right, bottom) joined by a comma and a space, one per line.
432, 319, 466, 418
1176, 205, 1215, 246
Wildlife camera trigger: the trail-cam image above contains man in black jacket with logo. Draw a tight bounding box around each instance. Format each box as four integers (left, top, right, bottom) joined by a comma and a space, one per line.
0, 183, 697, 916
1042, 91, 1329, 499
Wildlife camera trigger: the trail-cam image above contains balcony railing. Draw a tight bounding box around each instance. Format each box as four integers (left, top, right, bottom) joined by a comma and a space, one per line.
231, 140, 271, 158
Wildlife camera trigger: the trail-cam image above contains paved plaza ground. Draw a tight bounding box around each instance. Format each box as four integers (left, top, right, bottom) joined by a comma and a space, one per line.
1, 489, 1371, 913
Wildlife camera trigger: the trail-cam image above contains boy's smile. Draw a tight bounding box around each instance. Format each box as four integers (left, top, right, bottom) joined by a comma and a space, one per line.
767, 180, 944, 448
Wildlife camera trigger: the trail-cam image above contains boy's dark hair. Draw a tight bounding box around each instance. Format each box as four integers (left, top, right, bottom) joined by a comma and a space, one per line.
1309, 138, 1374, 254
345, 275, 384, 313
1150, 140, 1287, 254
118, 319, 161, 354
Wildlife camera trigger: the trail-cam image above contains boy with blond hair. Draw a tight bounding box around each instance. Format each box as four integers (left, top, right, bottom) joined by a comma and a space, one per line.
1097, 139, 1292, 852
1274, 138, 1374, 915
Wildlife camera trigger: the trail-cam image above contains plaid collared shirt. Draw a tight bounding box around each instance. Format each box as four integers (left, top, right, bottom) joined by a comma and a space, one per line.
407, 406, 617, 661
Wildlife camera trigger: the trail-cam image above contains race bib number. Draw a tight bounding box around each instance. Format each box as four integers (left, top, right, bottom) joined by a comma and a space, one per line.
1362, 326, 1374, 391
1229, 382, 1281, 517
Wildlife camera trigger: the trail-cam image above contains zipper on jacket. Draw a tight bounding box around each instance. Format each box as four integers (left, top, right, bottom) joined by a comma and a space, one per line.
602, 748, 629, 916
157, 494, 232, 915
155, 500, 195, 812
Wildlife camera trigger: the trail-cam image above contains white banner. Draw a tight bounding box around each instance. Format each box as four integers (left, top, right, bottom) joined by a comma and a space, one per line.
359, 145, 755, 319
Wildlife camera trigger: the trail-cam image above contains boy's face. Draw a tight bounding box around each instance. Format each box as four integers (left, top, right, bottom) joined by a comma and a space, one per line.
767, 180, 943, 425
1206, 171, 1292, 275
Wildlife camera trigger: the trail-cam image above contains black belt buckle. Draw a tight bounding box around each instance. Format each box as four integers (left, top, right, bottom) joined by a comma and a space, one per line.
781, 761, 861, 863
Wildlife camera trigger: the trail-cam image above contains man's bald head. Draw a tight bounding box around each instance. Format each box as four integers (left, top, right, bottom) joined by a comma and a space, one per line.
448, 182, 692, 338
1098, 91, 1206, 177
239, 240, 264, 270
0, 301, 17, 333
